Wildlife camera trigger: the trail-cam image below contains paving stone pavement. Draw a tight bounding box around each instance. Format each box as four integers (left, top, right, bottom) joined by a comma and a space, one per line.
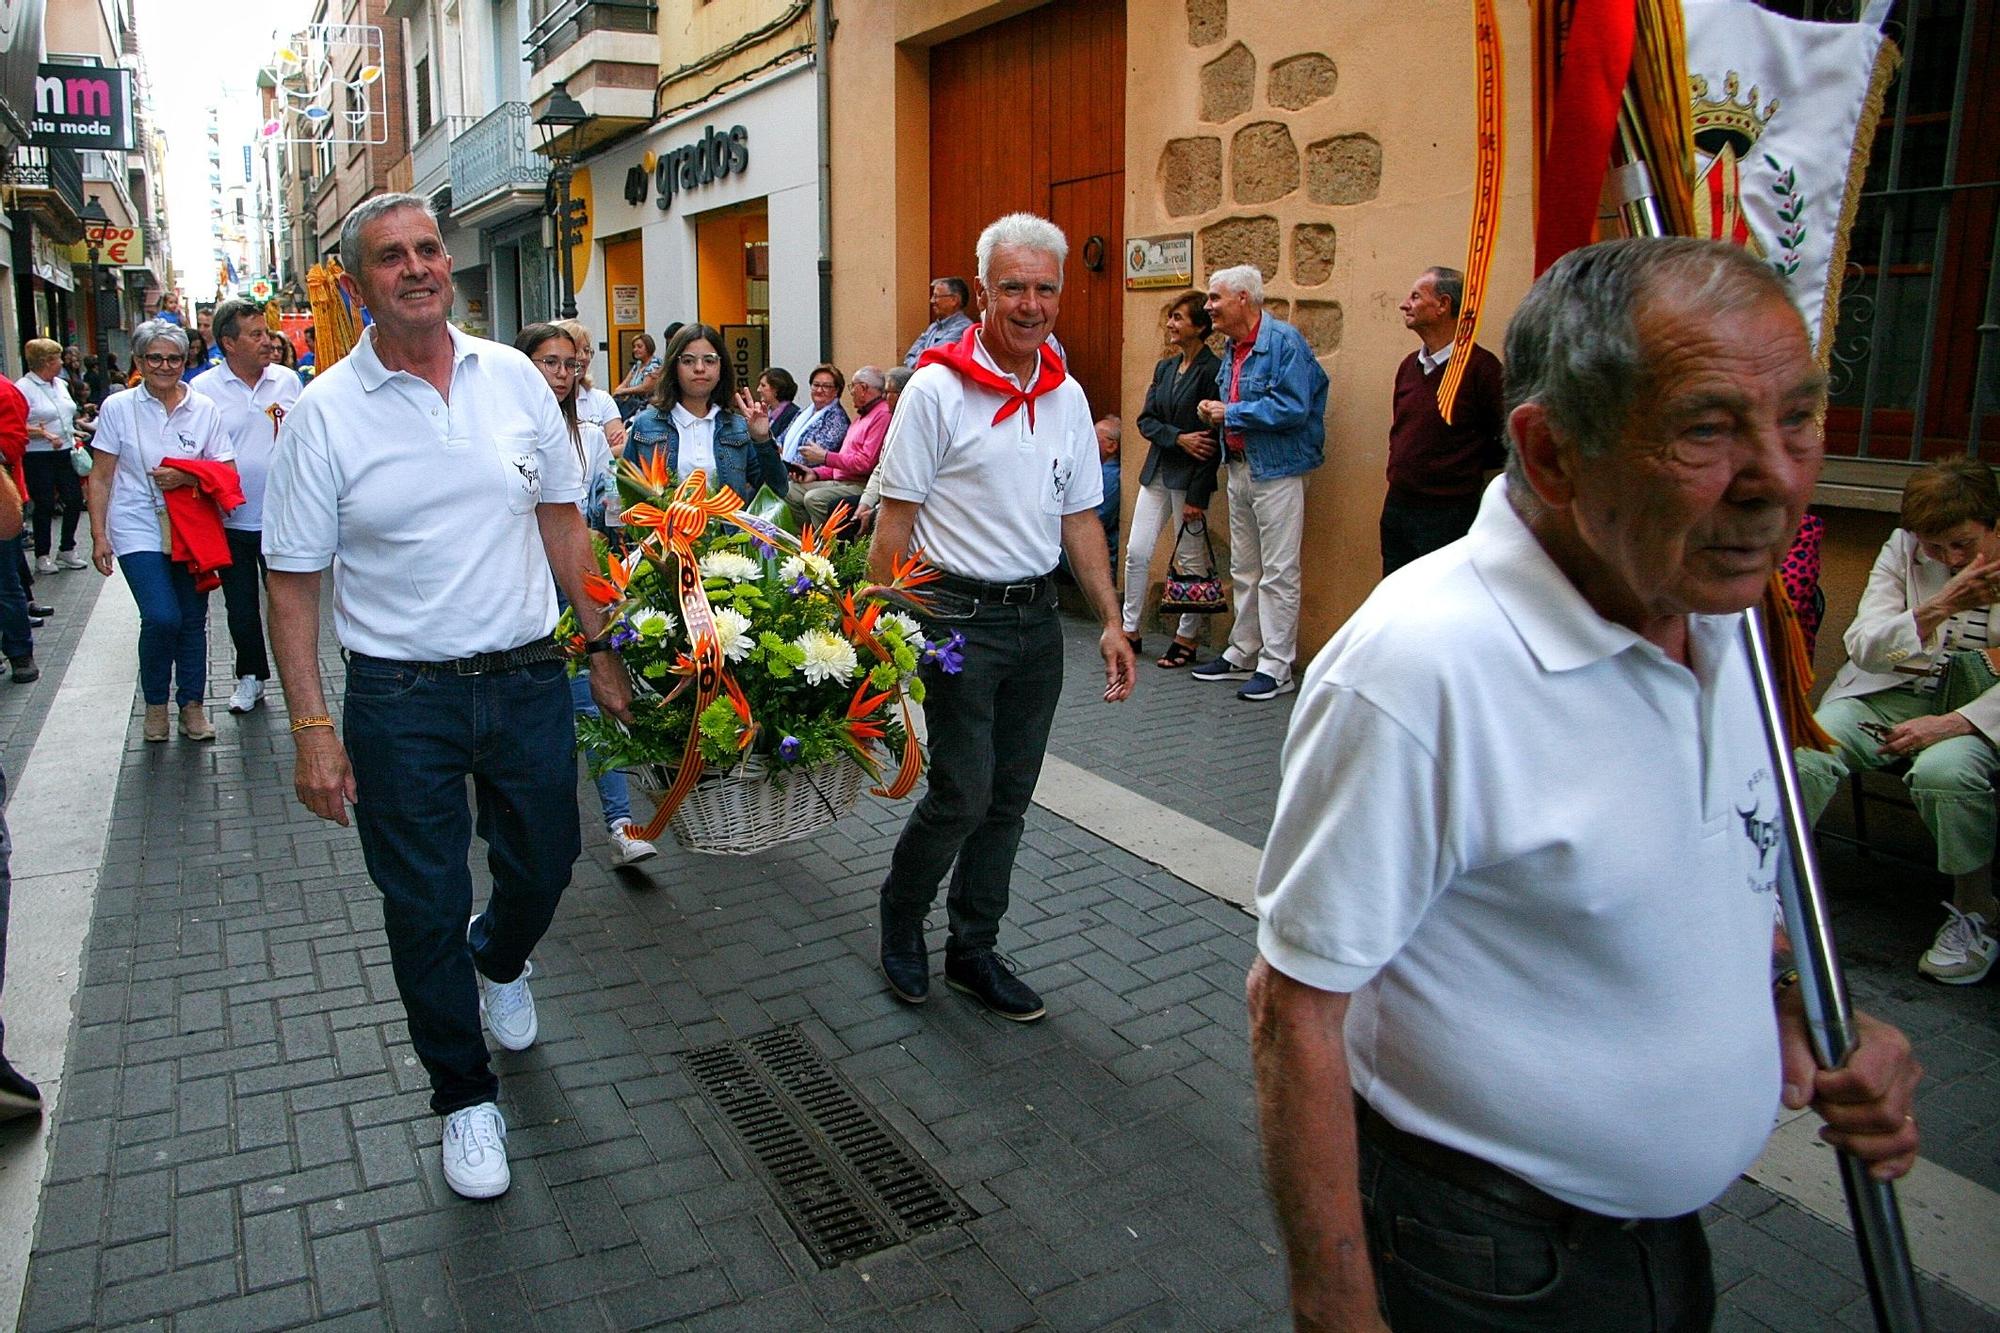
0, 551, 106, 765
3, 599, 1997, 1330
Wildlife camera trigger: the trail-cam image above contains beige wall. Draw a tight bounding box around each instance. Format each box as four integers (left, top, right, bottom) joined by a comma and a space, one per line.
830, 0, 1536, 663
655, 0, 814, 107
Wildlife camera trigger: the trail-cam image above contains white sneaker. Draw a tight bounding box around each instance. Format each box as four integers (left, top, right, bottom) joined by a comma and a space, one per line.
33, 556, 55, 575
440, 1102, 510, 1199
228, 676, 264, 713
54, 552, 87, 570
1918, 903, 1997, 985
608, 819, 658, 866
477, 959, 538, 1050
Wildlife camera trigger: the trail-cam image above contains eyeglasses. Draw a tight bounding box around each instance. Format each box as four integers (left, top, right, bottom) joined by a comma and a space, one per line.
139, 352, 186, 368
677, 354, 722, 369
533, 356, 588, 374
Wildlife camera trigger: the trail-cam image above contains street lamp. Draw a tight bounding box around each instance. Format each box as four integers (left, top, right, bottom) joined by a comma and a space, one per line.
80, 194, 113, 367
535, 80, 588, 321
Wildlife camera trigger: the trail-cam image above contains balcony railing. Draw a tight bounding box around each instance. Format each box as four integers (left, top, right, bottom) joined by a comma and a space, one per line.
3, 145, 86, 217
449, 102, 547, 210
412, 113, 472, 199
525, 0, 658, 72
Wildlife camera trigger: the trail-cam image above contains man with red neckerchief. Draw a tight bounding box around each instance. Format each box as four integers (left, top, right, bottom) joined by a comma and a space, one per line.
868, 212, 1136, 1023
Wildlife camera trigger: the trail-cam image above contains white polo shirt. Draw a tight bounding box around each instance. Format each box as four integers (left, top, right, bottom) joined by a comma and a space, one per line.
578, 386, 620, 432
262, 325, 583, 661
1257, 479, 1784, 1219
90, 383, 234, 557
876, 334, 1101, 582
16, 371, 75, 452
189, 360, 304, 531
670, 401, 718, 480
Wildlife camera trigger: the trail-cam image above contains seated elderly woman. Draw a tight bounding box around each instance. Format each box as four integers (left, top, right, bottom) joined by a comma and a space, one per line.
1799, 457, 2000, 986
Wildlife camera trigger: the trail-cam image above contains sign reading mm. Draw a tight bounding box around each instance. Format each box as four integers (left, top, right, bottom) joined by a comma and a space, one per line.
30, 63, 135, 150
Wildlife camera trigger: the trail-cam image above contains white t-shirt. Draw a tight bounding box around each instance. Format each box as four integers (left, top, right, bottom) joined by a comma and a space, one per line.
577, 386, 620, 431
670, 401, 719, 482
16, 371, 75, 452
262, 325, 584, 660
90, 383, 234, 557
1257, 479, 1785, 1219
876, 334, 1101, 582
189, 361, 304, 531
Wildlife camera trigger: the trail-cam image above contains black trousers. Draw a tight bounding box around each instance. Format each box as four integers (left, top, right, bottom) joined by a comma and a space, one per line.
1358, 1106, 1715, 1332
879, 584, 1063, 953
1380, 493, 1481, 577
22, 451, 83, 557
217, 528, 270, 680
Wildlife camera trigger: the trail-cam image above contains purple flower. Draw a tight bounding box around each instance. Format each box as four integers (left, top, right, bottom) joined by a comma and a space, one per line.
791, 575, 813, 596
924, 630, 966, 675
778, 735, 802, 762
608, 622, 641, 650
753, 538, 779, 561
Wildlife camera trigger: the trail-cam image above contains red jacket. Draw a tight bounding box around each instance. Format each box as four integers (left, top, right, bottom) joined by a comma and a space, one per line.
158, 458, 244, 591
0, 377, 27, 498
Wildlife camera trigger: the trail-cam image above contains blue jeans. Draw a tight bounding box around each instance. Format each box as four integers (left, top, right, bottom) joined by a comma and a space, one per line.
343, 654, 581, 1115
0, 538, 32, 661
569, 669, 631, 828
118, 552, 209, 706
880, 583, 1064, 953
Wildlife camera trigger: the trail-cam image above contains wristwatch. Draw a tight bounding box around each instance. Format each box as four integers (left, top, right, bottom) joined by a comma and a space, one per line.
581, 635, 616, 655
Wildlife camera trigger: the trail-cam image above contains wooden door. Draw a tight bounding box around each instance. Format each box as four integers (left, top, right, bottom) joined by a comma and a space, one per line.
929, 0, 1126, 417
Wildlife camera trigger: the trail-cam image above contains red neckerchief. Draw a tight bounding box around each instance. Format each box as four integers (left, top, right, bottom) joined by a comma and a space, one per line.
917, 327, 1066, 429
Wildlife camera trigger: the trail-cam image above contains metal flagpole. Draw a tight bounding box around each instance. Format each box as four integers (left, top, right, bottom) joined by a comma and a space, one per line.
1740, 604, 1926, 1332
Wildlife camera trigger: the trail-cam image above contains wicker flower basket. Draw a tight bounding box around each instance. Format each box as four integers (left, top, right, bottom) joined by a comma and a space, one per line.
630, 753, 873, 856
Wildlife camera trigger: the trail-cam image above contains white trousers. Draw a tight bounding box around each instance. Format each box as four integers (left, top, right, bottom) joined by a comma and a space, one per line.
1223, 461, 1307, 682
1121, 480, 1209, 641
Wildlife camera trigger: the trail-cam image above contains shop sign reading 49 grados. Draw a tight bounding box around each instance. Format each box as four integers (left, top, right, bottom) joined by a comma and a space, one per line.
624, 124, 750, 211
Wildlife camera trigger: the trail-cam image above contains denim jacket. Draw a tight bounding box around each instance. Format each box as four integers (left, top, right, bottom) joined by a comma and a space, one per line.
1220, 314, 1329, 481
626, 404, 789, 502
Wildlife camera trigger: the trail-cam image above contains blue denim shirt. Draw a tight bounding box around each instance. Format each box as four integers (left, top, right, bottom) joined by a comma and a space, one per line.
1221, 314, 1329, 481
625, 405, 789, 502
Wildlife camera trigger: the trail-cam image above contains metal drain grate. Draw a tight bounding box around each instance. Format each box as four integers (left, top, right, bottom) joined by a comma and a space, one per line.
679, 1026, 975, 1267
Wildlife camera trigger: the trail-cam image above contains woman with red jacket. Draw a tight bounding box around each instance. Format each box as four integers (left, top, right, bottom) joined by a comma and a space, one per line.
85, 320, 236, 742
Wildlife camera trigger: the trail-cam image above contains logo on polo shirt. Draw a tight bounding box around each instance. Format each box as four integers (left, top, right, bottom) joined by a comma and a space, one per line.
265, 402, 286, 437
511, 457, 541, 491
1736, 768, 1781, 891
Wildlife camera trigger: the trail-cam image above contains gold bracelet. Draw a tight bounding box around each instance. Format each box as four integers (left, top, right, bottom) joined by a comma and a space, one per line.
288, 715, 335, 734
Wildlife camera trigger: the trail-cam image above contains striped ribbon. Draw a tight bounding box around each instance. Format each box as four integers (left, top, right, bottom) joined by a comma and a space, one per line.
1439, 0, 1507, 424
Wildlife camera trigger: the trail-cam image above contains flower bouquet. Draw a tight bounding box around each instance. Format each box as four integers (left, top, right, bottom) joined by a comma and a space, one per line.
559, 453, 960, 855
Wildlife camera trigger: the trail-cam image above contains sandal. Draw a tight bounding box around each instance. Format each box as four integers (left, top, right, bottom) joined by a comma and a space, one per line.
1156, 639, 1198, 669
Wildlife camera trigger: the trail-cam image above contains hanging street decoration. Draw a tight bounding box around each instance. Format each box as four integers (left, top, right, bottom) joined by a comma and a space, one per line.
258, 24, 387, 146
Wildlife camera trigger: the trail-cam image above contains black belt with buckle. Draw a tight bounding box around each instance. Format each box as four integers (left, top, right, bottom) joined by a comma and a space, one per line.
1354, 1095, 1588, 1223
350, 638, 567, 677
932, 569, 1055, 606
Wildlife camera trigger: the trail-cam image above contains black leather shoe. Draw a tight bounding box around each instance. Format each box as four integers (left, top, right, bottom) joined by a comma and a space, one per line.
0, 1056, 42, 1121
8, 656, 37, 684
944, 948, 1045, 1022
880, 914, 930, 1003
26, 602, 53, 618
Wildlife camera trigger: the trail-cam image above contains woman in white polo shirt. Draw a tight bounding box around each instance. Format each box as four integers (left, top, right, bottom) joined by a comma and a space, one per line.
84, 320, 234, 742
516, 322, 658, 870
15, 338, 88, 573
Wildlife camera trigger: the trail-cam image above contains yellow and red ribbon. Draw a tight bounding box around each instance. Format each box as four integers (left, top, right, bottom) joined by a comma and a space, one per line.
1439, 0, 1506, 425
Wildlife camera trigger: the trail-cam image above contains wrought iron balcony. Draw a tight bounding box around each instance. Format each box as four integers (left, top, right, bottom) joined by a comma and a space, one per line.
526, 0, 658, 72
2, 145, 86, 239
412, 113, 472, 201
448, 102, 547, 218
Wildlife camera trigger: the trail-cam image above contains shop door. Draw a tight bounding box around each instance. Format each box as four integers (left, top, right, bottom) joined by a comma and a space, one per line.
603, 234, 645, 384
929, 0, 1126, 418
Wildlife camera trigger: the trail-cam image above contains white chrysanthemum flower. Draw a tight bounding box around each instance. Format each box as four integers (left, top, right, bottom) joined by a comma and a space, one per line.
880, 611, 924, 644
794, 628, 859, 685
780, 552, 837, 587
703, 551, 762, 583
631, 608, 677, 640
710, 608, 754, 662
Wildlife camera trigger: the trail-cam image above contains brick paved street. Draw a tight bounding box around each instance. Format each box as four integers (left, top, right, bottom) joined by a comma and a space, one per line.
0, 592, 1996, 1330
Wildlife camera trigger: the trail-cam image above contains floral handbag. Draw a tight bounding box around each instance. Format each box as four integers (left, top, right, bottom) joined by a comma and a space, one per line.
1158, 518, 1228, 615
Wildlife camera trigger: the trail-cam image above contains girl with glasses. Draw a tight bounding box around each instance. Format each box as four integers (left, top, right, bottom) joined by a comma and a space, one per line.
513, 322, 658, 869
624, 322, 787, 504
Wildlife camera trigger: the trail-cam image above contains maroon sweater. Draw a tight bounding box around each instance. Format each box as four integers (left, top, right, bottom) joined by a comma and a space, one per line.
1386, 343, 1505, 505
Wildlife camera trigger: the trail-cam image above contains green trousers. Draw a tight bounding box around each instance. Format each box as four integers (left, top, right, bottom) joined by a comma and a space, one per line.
1796, 686, 2000, 875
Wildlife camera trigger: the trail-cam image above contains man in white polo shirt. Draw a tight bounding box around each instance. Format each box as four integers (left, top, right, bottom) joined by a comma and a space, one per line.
190, 296, 302, 715
869, 212, 1136, 1023
1249, 239, 1922, 1331
263, 194, 631, 1201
